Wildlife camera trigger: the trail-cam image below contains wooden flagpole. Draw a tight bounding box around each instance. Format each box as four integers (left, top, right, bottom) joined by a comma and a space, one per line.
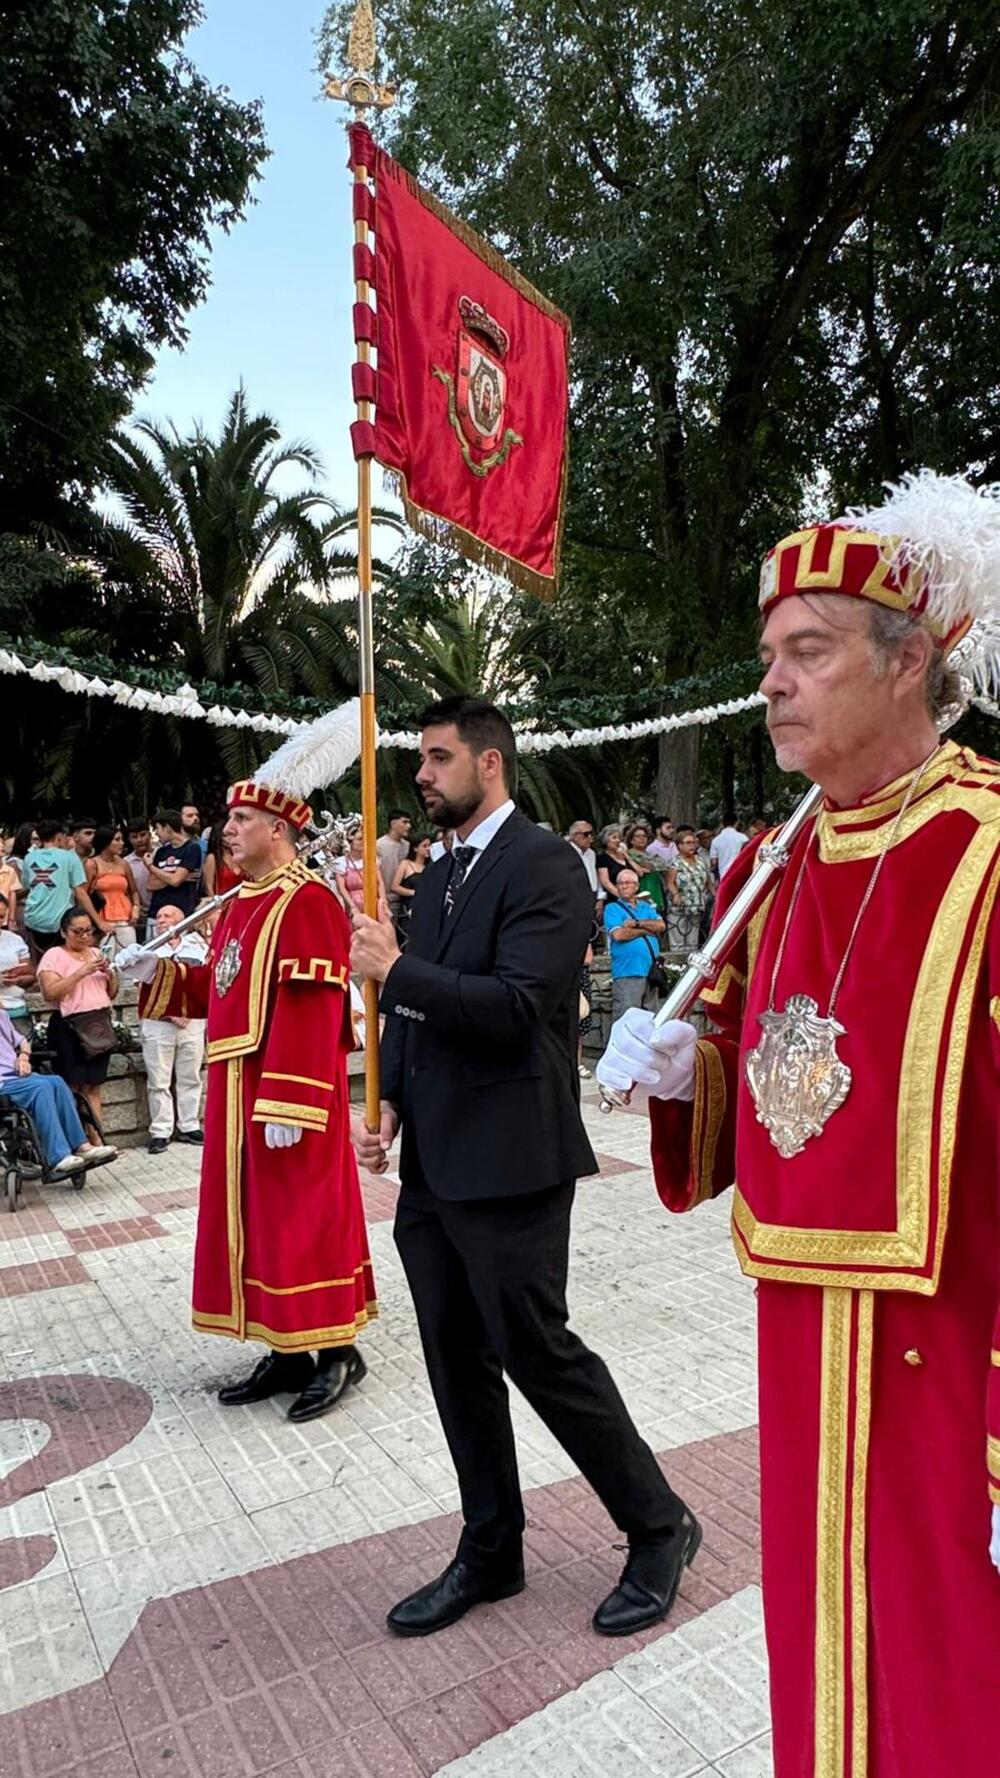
325, 2, 395, 1131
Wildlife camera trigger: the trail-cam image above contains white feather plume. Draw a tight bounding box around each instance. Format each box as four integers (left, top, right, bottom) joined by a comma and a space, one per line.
254, 698, 364, 799
843, 470, 1000, 637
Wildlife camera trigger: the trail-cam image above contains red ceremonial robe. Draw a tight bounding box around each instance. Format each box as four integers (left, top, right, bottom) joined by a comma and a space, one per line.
141, 858, 376, 1351
649, 743, 1000, 1778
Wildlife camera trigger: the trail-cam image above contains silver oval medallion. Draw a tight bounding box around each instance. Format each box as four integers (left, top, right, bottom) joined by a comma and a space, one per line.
745, 993, 852, 1159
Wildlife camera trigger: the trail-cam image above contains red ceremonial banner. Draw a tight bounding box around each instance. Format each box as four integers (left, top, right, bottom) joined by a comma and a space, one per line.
349, 124, 571, 599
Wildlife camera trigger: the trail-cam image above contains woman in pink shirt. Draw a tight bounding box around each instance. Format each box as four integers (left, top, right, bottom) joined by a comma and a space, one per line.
38, 908, 118, 1127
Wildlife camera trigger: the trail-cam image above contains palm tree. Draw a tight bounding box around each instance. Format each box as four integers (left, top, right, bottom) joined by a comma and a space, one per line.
94, 384, 400, 785
367, 575, 630, 828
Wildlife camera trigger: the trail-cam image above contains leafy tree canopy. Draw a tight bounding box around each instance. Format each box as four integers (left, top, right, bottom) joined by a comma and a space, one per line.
0, 0, 267, 539
320, 0, 1000, 814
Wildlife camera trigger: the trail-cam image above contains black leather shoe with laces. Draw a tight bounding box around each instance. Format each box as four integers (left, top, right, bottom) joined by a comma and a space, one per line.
387, 1557, 525, 1637
217, 1351, 315, 1406
592, 1509, 703, 1637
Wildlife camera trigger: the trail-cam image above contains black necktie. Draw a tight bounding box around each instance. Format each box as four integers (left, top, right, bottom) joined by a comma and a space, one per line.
443, 845, 477, 919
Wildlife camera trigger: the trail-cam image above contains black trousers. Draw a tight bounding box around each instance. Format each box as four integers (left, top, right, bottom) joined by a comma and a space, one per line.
394, 1174, 684, 1573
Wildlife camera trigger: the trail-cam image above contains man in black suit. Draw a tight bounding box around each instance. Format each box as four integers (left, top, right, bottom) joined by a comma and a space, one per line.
350, 696, 699, 1638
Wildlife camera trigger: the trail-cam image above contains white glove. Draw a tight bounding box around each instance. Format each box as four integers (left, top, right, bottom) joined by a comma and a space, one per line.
265, 1123, 303, 1149
990, 1505, 1000, 1574
596, 1009, 697, 1102
114, 943, 161, 985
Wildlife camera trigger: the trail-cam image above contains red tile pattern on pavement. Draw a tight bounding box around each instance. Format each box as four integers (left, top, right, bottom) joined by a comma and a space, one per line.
0, 1532, 58, 1588
8, 1679, 139, 1778
0, 1202, 60, 1240
5, 1428, 760, 1778
360, 1174, 400, 1224
64, 1215, 168, 1253
0, 1374, 153, 1509
593, 1151, 641, 1177
0, 1253, 90, 1298
134, 1187, 201, 1215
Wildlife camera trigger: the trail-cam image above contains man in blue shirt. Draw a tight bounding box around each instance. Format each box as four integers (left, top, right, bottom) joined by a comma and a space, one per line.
22, 819, 104, 957
602, 866, 666, 1023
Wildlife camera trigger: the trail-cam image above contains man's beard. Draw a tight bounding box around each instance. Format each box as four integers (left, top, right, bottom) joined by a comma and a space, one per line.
424, 786, 482, 829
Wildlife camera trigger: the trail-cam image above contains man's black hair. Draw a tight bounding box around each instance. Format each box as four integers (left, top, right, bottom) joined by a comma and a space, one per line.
154, 808, 183, 832
71, 814, 97, 832
387, 808, 411, 824
37, 818, 65, 843
125, 816, 148, 834
418, 695, 518, 795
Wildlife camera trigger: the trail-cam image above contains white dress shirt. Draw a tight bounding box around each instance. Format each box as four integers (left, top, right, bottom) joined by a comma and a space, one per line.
454, 800, 516, 878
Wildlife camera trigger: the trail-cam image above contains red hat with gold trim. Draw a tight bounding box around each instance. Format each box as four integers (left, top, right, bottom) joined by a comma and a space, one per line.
226, 780, 312, 832
759, 470, 1000, 656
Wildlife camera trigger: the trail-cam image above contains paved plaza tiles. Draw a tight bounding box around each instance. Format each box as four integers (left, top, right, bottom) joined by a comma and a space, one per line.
0, 1086, 769, 1778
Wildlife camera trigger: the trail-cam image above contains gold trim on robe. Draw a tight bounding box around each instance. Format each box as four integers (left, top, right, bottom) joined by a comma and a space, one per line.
814, 1288, 874, 1778
733, 827, 1000, 1292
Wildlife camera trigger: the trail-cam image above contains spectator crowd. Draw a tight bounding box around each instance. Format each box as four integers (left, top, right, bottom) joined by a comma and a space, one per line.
0, 805, 212, 1168
562, 809, 768, 1069
0, 796, 768, 1155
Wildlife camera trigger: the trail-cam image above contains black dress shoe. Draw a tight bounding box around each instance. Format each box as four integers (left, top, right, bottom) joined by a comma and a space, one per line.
176, 1129, 204, 1145
148, 1137, 169, 1155
592, 1509, 703, 1637
387, 1558, 525, 1637
287, 1347, 367, 1423
217, 1351, 315, 1406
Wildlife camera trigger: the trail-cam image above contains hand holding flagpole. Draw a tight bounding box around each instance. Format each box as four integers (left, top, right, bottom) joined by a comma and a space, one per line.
326, 2, 395, 1133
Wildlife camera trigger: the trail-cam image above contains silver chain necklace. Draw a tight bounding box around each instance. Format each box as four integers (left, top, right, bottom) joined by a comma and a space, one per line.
745, 744, 941, 1159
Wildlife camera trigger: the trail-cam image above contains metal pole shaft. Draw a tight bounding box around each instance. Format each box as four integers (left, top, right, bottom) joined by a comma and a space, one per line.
352, 139, 383, 1130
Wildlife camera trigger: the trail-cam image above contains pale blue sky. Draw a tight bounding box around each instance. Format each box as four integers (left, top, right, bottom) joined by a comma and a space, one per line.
141, 0, 361, 514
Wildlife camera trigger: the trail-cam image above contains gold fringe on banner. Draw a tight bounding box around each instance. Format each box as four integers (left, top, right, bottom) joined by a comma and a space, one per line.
387, 157, 571, 332
384, 472, 562, 601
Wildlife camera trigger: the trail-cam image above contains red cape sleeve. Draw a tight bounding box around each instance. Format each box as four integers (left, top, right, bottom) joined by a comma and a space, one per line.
139, 958, 211, 1021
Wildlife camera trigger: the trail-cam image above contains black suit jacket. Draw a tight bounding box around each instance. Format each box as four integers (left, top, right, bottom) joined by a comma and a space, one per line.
379, 809, 598, 1199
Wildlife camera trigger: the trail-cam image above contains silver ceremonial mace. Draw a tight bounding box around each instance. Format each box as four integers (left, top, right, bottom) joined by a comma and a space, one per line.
597, 785, 824, 1113
130, 811, 359, 957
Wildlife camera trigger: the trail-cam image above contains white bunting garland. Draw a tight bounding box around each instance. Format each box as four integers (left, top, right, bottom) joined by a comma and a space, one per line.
6, 643, 995, 764
0, 649, 301, 738
381, 691, 768, 752
0, 644, 767, 754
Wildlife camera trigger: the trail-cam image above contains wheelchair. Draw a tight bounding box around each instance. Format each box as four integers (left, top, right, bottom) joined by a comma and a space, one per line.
2, 1015, 110, 1213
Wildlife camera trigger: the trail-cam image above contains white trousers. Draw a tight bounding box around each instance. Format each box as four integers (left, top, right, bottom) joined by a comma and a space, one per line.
140, 1018, 205, 1138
